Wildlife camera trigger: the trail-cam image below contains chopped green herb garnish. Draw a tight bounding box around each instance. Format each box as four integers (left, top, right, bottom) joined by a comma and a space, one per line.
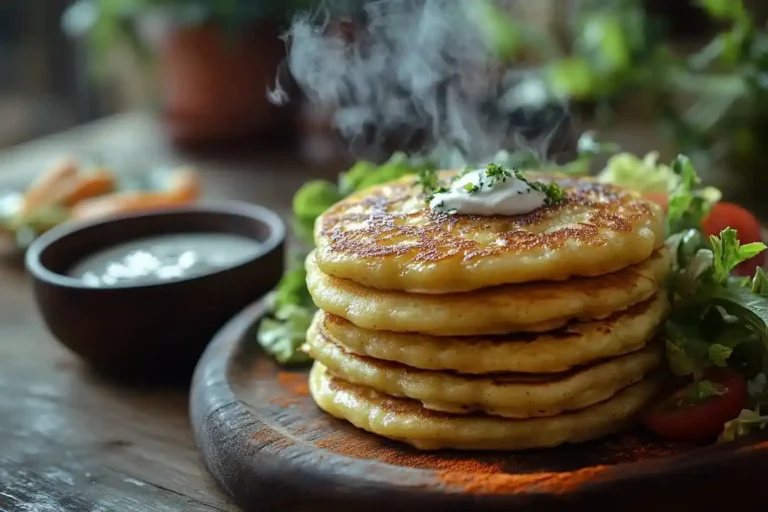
416, 168, 439, 193
486, 163, 513, 187
507, 165, 566, 206
417, 168, 451, 202
531, 181, 566, 205
463, 182, 479, 194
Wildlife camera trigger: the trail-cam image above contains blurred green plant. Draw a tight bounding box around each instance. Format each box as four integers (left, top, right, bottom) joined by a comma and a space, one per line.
61, 0, 323, 74
486, 0, 768, 206
544, 0, 669, 108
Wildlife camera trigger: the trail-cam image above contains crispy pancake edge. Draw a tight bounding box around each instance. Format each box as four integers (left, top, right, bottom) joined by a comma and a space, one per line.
315, 172, 665, 292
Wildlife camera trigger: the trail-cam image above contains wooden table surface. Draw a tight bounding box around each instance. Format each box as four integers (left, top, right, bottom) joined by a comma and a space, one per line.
0, 113, 347, 511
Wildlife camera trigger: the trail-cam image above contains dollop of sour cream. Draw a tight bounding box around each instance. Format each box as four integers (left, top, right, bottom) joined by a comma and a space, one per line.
429, 168, 547, 216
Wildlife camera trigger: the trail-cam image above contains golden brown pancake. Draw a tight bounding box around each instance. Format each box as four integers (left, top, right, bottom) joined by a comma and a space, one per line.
314, 293, 669, 374
309, 362, 664, 451
306, 323, 664, 418
306, 249, 671, 335
314, 171, 665, 292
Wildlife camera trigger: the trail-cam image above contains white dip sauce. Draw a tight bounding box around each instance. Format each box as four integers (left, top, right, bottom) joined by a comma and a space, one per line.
429, 168, 547, 216
68, 233, 261, 288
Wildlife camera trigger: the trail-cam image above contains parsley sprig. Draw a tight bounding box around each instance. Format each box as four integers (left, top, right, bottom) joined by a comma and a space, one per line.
416, 168, 447, 201
485, 163, 512, 187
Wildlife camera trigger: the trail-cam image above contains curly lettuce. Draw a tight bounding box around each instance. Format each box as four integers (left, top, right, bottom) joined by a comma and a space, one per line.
256, 152, 437, 364
598, 151, 678, 194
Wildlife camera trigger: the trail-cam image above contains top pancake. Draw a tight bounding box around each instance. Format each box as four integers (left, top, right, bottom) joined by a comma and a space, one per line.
314, 171, 665, 292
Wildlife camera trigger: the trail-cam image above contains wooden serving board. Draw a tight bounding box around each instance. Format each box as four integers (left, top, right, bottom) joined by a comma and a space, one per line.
190, 301, 768, 512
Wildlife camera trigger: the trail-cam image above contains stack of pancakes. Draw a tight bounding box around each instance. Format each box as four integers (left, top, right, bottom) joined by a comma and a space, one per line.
304, 172, 671, 451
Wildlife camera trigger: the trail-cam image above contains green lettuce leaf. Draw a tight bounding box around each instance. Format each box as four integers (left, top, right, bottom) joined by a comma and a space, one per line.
665, 319, 714, 377
752, 268, 768, 296
666, 337, 705, 377
256, 304, 313, 365
339, 152, 435, 196
711, 284, 768, 346
720, 408, 768, 442
272, 267, 313, 310
666, 155, 721, 234
262, 153, 440, 366
708, 344, 733, 366
597, 151, 678, 194
688, 379, 725, 402
710, 227, 767, 285
292, 180, 343, 245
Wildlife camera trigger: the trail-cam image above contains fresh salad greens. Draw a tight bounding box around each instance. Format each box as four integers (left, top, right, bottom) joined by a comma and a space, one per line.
590, 148, 768, 441
260, 135, 768, 445
291, 152, 436, 245
256, 152, 438, 364
596, 151, 722, 203
635, 154, 768, 441
598, 152, 679, 195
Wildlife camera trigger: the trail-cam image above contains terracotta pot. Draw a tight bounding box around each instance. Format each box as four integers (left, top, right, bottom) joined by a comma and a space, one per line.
154, 22, 296, 147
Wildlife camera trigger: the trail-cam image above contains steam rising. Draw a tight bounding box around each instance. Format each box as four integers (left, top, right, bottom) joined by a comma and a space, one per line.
273, 0, 572, 165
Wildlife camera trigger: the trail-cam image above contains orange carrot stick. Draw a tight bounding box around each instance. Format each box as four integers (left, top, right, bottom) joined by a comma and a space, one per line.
61, 168, 116, 207
70, 192, 186, 221
69, 166, 200, 222
21, 157, 79, 214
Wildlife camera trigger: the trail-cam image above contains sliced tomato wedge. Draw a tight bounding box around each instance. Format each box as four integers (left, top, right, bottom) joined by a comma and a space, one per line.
641, 368, 747, 443
703, 202, 764, 277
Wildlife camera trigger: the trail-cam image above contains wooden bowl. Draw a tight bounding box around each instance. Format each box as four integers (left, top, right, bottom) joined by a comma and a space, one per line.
25, 201, 285, 383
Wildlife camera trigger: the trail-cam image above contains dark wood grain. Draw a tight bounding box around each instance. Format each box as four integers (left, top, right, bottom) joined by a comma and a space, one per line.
0, 112, 350, 511
191, 301, 768, 512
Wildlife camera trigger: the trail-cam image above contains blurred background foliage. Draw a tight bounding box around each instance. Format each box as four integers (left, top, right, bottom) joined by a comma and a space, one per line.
487, 0, 768, 213
1, 0, 767, 212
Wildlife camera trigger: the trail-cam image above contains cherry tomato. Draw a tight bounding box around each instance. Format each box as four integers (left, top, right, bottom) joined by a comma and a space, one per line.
641, 368, 747, 443
643, 193, 668, 214
703, 202, 764, 277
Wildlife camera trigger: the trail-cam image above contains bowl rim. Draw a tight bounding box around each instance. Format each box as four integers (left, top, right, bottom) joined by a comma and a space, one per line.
25, 200, 285, 291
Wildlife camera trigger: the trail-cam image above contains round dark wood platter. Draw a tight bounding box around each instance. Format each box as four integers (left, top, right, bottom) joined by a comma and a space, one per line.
190, 300, 768, 512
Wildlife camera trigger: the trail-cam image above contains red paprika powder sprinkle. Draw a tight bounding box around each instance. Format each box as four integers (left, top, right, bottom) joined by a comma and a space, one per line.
277, 372, 310, 396
435, 464, 612, 495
